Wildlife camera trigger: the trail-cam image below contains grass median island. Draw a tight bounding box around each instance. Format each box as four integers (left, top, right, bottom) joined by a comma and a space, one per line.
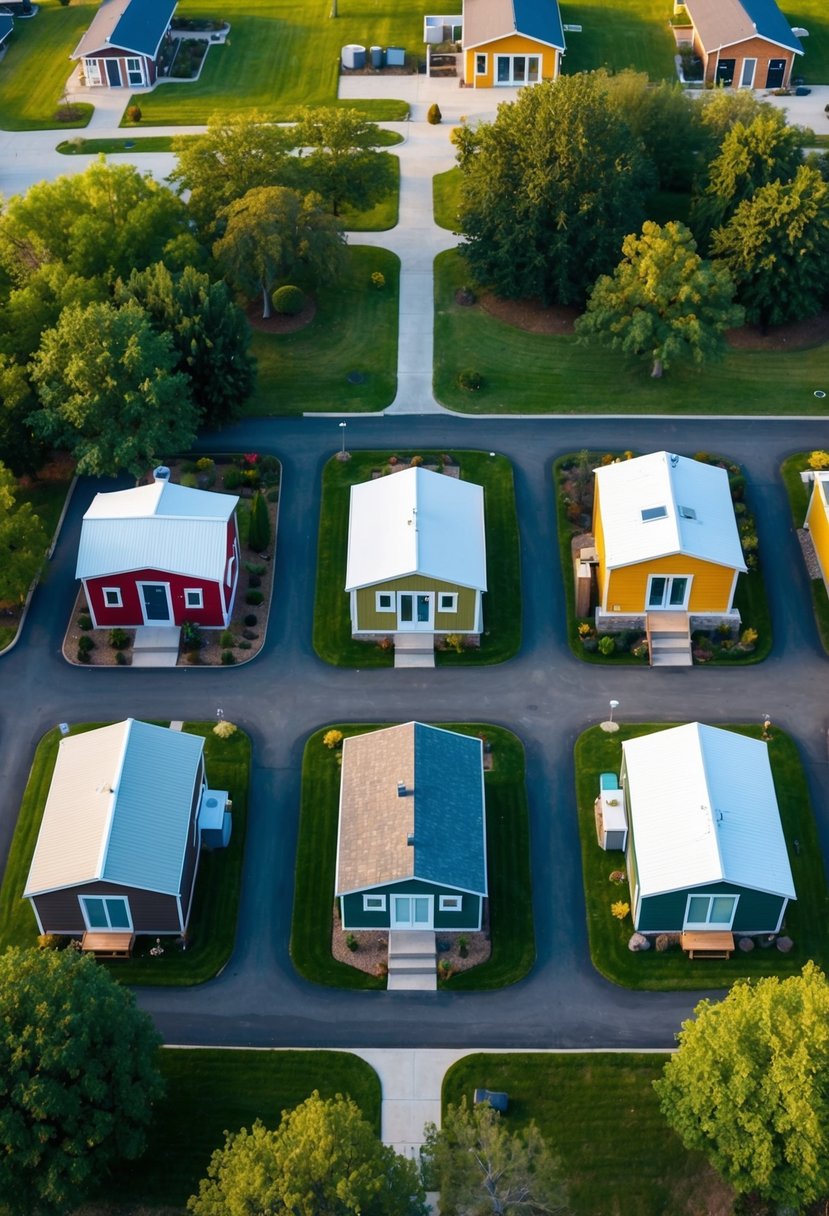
443, 1053, 730, 1216
291, 724, 534, 990
112, 1048, 380, 1208
0, 722, 250, 986
575, 723, 829, 990
0, 0, 95, 131
434, 248, 829, 415
433, 166, 462, 232
781, 452, 829, 653
247, 245, 399, 415
312, 451, 521, 667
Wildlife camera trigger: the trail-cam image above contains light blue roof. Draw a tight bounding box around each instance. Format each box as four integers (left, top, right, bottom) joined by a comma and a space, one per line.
411, 724, 487, 895
103, 721, 204, 894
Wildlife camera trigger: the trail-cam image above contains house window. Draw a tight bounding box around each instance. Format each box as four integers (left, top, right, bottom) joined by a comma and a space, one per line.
103, 587, 122, 608
439, 895, 463, 912
185, 588, 204, 609
438, 593, 458, 613
84, 58, 102, 86
684, 893, 738, 930
475, 53, 487, 75
363, 894, 386, 911
80, 895, 132, 931
126, 56, 144, 86
375, 591, 396, 613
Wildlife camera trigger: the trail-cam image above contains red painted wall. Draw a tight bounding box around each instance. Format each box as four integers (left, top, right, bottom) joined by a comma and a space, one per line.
86, 48, 156, 86
85, 568, 228, 628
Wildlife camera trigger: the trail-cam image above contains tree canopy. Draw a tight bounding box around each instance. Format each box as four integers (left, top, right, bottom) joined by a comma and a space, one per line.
30, 298, 198, 479
576, 220, 742, 377
605, 72, 700, 191
654, 962, 829, 1210
0, 946, 163, 1216
293, 107, 396, 217
451, 73, 654, 306
0, 461, 48, 603
422, 1098, 568, 1216
187, 1091, 427, 1216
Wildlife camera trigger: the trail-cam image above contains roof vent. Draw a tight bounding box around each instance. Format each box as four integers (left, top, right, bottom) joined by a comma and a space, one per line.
641, 506, 668, 522
406, 833, 415, 846
678, 505, 697, 520
397, 781, 407, 797
153, 466, 171, 482
669, 453, 680, 468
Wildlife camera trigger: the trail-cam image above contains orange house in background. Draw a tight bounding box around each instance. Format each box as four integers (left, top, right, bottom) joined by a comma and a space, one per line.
462, 0, 565, 87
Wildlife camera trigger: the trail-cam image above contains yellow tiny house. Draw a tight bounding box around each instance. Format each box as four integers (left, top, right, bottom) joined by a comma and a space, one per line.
462, 0, 564, 86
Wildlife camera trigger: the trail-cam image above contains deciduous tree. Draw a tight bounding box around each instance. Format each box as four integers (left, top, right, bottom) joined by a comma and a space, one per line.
293, 106, 396, 216
30, 299, 198, 480
451, 73, 653, 307
0, 461, 48, 603
0, 946, 163, 1215
654, 962, 829, 1210
422, 1098, 568, 1216
576, 221, 742, 378
605, 71, 700, 190
0, 354, 46, 475
187, 1091, 427, 1216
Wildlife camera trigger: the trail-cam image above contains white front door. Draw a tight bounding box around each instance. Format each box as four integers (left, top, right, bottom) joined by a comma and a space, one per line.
647, 575, 691, 610
391, 894, 433, 929
397, 592, 433, 631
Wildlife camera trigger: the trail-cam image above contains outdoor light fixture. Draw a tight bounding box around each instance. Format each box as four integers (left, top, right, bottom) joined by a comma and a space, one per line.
601, 699, 620, 733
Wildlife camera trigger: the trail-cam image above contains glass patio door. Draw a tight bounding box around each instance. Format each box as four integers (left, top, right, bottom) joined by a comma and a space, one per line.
397, 592, 433, 630
391, 895, 433, 929
647, 576, 690, 610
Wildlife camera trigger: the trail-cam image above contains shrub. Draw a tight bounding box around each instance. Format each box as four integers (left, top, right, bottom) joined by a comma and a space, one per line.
181, 460, 198, 474
245, 561, 266, 576
115, 651, 128, 665
346, 933, 358, 952
38, 934, 68, 950
694, 452, 711, 464
126, 104, 142, 123
632, 641, 649, 660
267, 488, 279, 502
245, 589, 264, 605
260, 455, 279, 476
77, 613, 93, 631
458, 368, 483, 391
180, 472, 197, 488
273, 285, 305, 316
655, 934, 671, 953
238, 640, 252, 650
220, 649, 236, 665
244, 613, 258, 626
213, 719, 238, 739
445, 633, 464, 654
76, 647, 90, 663
611, 901, 630, 920
410, 455, 424, 467
248, 491, 271, 552
740, 626, 759, 648
108, 628, 130, 650
224, 468, 243, 490
458, 936, 469, 958
323, 729, 344, 749
598, 635, 616, 656
427, 103, 442, 124
78, 635, 94, 653
219, 629, 235, 648
196, 457, 214, 472
248, 573, 261, 589
371, 271, 385, 289
582, 637, 598, 653
181, 620, 203, 651
808, 450, 829, 470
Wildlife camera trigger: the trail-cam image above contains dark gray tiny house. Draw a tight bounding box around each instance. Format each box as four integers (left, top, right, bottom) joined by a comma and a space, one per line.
335, 722, 487, 931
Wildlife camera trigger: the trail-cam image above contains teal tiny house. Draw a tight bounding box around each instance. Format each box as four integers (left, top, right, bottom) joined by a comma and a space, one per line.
621, 723, 795, 935
335, 723, 487, 931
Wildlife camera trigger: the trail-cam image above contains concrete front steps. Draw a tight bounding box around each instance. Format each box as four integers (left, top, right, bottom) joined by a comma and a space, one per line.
131, 625, 181, 668
387, 931, 437, 991
394, 633, 435, 669
646, 612, 692, 667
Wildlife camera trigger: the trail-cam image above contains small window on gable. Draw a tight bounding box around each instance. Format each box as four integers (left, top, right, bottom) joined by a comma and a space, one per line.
439, 895, 463, 912
185, 588, 204, 609
103, 587, 122, 608
641, 506, 668, 522
678, 505, 697, 520
375, 591, 395, 613
363, 894, 386, 911
438, 593, 458, 613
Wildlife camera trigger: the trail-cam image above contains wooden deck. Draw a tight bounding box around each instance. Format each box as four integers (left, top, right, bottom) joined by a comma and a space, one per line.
81, 931, 135, 958
680, 930, 734, 959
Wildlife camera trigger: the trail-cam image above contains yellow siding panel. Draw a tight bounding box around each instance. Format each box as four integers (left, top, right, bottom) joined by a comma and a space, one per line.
592, 482, 607, 610
356, 576, 478, 631
464, 36, 560, 88
606, 555, 737, 614
807, 481, 829, 586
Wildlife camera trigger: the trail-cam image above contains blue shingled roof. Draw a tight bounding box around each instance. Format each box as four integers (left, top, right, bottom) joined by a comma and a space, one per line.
513, 0, 564, 49
411, 724, 487, 895
740, 0, 802, 53
112, 0, 176, 56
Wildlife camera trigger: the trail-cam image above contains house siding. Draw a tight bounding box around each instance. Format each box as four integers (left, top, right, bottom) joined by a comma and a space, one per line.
464, 33, 560, 87
178, 758, 205, 930
83, 46, 156, 87
604, 553, 738, 615
85, 567, 228, 629
635, 880, 786, 933
341, 878, 482, 930
31, 880, 181, 936
697, 33, 795, 88
806, 481, 829, 591
355, 576, 478, 632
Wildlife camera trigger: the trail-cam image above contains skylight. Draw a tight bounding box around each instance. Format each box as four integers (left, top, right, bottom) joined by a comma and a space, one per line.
641, 506, 668, 522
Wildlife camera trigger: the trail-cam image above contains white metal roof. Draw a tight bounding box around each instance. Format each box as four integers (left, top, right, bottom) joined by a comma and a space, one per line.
76, 480, 238, 582
345, 467, 487, 591
25, 720, 205, 898
595, 452, 746, 572
623, 723, 795, 901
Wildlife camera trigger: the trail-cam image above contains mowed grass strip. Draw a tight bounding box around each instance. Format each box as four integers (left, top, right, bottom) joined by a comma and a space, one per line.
0, 723, 250, 986
780, 453, 829, 653
434, 248, 829, 415
312, 451, 521, 667
111, 1048, 380, 1208
0, 0, 95, 130
127, 0, 418, 124
443, 1053, 732, 1216
574, 723, 829, 990
433, 166, 462, 232
247, 246, 399, 415
291, 724, 534, 991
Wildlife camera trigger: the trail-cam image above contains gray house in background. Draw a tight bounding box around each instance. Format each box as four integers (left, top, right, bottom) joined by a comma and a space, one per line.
24, 720, 229, 938
335, 722, 487, 931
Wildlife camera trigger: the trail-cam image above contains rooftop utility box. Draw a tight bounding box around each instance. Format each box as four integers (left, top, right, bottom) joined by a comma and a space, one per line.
595, 776, 628, 851
199, 789, 232, 849
385, 45, 406, 66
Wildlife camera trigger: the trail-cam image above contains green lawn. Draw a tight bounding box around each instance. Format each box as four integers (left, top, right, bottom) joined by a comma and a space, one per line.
111, 1048, 380, 1208
574, 723, 829, 990
56, 134, 182, 154
433, 167, 462, 232
0, 723, 250, 986
0, 0, 95, 131
341, 153, 400, 231
434, 249, 829, 415
0, 474, 74, 652
291, 724, 534, 991
312, 451, 521, 667
247, 245, 398, 415
781, 453, 829, 653
443, 1054, 731, 1216
126, 0, 421, 124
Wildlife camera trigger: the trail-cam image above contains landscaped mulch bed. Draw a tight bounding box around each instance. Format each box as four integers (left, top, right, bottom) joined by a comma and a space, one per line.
480, 294, 579, 335
247, 298, 317, 335
725, 310, 829, 351
331, 917, 491, 979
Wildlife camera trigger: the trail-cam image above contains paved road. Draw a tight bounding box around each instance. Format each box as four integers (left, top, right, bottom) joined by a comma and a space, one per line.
3, 413, 829, 1050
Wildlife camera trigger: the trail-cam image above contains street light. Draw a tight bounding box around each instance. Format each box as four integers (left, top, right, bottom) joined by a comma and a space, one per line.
216, 707, 224, 722
601, 699, 620, 733
337, 420, 349, 462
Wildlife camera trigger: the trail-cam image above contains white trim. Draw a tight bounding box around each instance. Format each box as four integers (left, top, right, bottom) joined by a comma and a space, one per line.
84, 57, 103, 86
375, 591, 396, 613
437, 592, 458, 614
646, 573, 692, 610
397, 591, 434, 631
363, 893, 387, 911
125, 54, 145, 86
494, 52, 542, 85
439, 894, 463, 911
137, 580, 173, 624
29, 898, 44, 935
683, 892, 739, 931
475, 51, 487, 74
79, 893, 133, 932
390, 892, 434, 929
465, 32, 564, 52
773, 898, 788, 934
184, 587, 204, 610
102, 586, 123, 608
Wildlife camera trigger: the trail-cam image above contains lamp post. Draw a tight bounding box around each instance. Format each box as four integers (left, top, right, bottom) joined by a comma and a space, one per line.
601, 699, 620, 733
337, 420, 350, 462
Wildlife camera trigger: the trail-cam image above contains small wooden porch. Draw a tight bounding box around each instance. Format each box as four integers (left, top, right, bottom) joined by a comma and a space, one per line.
81, 931, 135, 958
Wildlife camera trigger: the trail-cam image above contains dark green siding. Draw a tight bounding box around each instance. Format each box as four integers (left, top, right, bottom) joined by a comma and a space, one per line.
636, 881, 786, 933
340, 878, 482, 930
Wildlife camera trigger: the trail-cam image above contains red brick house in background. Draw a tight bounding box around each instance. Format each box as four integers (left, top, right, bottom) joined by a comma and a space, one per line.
70, 0, 177, 88
75, 468, 240, 629
681, 0, 803, 89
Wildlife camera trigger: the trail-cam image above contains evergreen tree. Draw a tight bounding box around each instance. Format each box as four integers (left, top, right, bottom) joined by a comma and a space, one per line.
247, 490, 270, 551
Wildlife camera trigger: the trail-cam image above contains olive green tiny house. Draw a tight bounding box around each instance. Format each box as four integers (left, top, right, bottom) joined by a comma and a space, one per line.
345, 467, 487, 641
621, 724, 795, 936
335, 723, 487, 932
